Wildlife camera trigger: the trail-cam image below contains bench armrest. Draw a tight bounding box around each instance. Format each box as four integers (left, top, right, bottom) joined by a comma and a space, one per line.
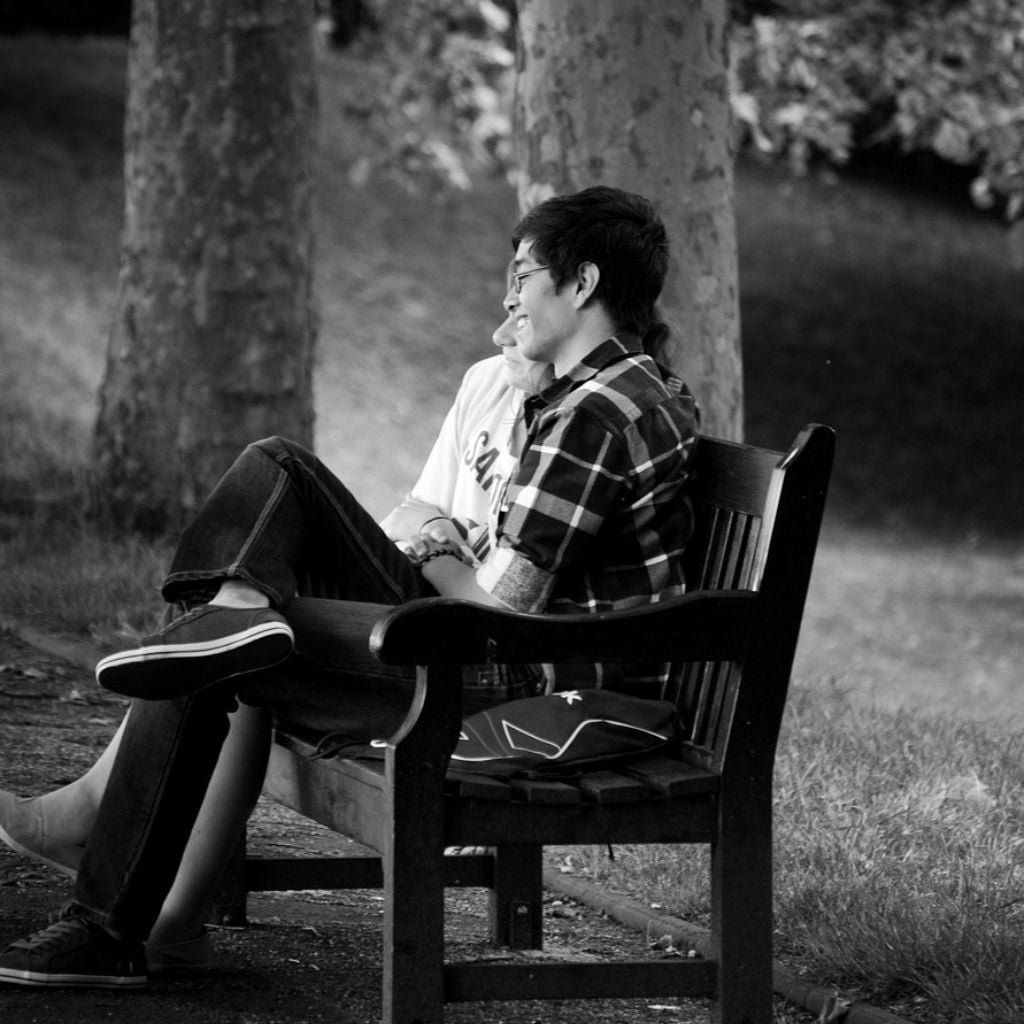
369, 589, 757, 667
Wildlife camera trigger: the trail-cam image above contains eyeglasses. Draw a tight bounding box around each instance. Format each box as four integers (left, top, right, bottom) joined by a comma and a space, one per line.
511, 265, 551, 294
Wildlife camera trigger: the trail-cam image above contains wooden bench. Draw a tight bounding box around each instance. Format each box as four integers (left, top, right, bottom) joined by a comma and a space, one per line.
226, 423, 835, 1024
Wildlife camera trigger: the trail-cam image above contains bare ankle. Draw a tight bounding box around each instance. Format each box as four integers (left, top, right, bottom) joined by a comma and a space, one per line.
209, 581, 269, 610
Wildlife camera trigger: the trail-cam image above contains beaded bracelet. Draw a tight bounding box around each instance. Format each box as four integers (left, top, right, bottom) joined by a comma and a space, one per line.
415, 548, 465, 568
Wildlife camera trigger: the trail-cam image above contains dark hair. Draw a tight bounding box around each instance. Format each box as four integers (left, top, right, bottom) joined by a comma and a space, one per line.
640, 307, 678, 369
511, 185, 670, 344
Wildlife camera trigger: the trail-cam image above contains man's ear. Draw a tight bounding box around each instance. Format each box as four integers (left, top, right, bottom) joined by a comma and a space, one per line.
573, 261, 600, 308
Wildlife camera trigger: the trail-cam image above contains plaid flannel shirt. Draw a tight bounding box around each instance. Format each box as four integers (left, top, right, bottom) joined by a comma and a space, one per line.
476, 335, 698, 619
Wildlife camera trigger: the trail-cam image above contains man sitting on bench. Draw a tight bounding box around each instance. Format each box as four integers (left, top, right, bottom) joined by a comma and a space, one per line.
0, 185, 699, 989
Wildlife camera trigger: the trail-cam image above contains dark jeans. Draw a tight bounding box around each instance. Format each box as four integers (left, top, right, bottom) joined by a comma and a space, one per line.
73, 437, 434, 938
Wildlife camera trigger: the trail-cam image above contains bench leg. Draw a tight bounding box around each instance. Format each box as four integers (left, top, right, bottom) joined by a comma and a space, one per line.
489, 844, 543, 949
710, 807, 774, 1024
382, 829, 446, 1024
382, 738, 451, 1024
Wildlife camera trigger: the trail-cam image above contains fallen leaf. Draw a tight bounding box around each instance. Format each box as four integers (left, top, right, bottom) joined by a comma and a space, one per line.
819, 990, 851, 1022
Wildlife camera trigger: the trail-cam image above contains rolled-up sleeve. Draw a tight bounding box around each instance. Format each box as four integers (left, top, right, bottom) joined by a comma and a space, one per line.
475, 402, 627, 612
475, 544, 553, 612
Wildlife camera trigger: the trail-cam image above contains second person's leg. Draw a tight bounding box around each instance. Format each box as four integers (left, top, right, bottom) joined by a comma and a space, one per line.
97, 436, 431, 702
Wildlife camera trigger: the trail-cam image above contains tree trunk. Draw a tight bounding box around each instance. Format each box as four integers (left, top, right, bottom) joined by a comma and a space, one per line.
513, 0, 742, 440
91, 0, 318, 535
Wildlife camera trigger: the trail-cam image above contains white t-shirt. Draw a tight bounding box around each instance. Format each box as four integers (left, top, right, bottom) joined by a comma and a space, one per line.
382, 355, 523, 565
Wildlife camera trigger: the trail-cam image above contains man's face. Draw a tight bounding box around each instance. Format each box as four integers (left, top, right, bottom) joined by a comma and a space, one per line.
509, 239, 577, 370
492, 281, 551, 394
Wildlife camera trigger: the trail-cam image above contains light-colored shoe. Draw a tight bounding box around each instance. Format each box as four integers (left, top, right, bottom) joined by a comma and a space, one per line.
0, 790, 84, 878
146, 929, 212, 974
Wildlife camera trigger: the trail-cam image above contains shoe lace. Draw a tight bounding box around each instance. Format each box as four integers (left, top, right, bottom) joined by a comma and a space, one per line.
10, 917, 90, 954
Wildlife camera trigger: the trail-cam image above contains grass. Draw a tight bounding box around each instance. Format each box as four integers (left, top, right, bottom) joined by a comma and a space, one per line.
0, 512, 172, 648
775, 695, 1024, 1020
569, 687, 1024, 1021
1, 33, 1023, 1024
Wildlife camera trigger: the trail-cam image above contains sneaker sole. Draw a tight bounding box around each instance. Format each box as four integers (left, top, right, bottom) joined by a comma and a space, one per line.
0, 966, 147, 988
0, 823, 80, 879
96, 623, 294, 700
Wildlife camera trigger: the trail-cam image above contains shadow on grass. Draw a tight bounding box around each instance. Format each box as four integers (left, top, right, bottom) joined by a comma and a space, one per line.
737, 161, 1023, 547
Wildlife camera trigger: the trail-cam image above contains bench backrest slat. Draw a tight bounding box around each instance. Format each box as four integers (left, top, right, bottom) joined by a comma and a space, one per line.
682, 439, 778, 590
668, 427, 833, 772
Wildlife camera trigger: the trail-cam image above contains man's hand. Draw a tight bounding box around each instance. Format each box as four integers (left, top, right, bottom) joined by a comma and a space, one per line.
403, 531, 458, 564
380, 499, 458, 549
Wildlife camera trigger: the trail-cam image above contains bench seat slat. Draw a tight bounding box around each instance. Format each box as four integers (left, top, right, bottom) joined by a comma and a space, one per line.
508, 778, 582, 805
445, 773, 514, 801
624, 756, 721, 797
578, 770, 651, 804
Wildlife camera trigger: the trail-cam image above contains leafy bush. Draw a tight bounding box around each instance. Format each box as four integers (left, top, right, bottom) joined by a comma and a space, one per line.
324, 0, 515, 192
732, 0, 1024, 218
324, 0, 1024, 217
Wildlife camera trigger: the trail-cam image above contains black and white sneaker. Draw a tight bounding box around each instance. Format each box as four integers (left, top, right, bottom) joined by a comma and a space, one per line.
96, 605, 294, 700
0, 907, 147, 989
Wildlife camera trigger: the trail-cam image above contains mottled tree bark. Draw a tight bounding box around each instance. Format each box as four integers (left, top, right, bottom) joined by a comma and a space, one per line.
91, 0, 318, 534
514, 0, 742, 439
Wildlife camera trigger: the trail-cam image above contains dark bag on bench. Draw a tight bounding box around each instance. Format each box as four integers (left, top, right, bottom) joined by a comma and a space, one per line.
447, 689, 681, 779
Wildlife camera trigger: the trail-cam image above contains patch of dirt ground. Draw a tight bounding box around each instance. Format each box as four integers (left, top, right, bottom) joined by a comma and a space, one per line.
0, 627, 819, 1023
